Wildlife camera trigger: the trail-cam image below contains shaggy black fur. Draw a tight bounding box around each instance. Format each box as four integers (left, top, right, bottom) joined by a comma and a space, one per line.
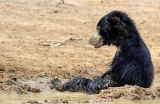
50, 11, 154, 94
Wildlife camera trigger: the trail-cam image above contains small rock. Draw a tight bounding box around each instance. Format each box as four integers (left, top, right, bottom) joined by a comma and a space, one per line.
54, 10, 58, 13
44, 100, 48, 102
31, 88, 41, 93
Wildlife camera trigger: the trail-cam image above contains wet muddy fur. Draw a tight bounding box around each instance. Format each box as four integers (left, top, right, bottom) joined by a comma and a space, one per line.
50, 11, 154, 94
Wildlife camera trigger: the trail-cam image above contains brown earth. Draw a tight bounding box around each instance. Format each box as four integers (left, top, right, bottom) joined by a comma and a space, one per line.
0, 0, 160, 102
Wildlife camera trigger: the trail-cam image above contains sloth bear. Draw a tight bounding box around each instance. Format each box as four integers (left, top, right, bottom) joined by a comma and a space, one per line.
50, 11, 154, 94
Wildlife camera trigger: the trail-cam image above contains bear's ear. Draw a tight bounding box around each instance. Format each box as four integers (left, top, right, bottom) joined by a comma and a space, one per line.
111, 16, 120, 25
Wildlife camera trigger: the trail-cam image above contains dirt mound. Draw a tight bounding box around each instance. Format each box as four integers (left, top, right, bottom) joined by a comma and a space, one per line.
98, 85, 160, 100
0, 79, 41, 94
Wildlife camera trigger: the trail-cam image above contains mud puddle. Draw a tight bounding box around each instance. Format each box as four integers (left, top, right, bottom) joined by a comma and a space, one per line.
0, 90, 160, 104
0, 90, 96, 104
0, 78, 160, 104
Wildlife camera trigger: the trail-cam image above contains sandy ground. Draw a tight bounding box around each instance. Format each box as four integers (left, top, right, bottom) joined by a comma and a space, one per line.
0, 0, 160, 103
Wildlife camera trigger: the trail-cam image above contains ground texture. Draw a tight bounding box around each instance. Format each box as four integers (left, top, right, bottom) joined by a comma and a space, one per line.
0, 0, 160, 103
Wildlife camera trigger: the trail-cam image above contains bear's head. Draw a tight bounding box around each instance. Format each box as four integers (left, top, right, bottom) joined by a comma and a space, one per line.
89, 11, 136, 48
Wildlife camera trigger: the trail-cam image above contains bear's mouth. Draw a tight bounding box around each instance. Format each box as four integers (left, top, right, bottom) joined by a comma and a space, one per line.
89, 30, 104, 48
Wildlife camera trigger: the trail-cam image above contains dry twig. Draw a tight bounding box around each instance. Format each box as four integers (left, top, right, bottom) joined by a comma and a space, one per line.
55, 36, 72, 46
43, 34, 83, 46
54, 0, 65, 8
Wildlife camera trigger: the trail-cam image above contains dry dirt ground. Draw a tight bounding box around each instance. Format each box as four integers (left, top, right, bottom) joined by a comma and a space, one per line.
0, 0, 160, 103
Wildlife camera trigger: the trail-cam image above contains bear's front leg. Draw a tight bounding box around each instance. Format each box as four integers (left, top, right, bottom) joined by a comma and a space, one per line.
50, 74, 117, 94
87, 75, 116, 94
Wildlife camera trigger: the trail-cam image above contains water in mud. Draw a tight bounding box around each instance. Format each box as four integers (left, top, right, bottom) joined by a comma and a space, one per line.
0, 90, 96, 104
0, 79, 160, 104
0, 90, 160, 104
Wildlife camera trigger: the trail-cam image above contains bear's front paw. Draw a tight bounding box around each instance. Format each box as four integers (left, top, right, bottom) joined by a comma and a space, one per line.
50, 76, 62, 89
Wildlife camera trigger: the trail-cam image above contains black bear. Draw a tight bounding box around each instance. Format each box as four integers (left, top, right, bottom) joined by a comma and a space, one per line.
50, 11, 154, 94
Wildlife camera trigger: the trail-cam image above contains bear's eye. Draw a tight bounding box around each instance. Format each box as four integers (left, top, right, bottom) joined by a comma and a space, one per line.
100, 21, 109, 31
